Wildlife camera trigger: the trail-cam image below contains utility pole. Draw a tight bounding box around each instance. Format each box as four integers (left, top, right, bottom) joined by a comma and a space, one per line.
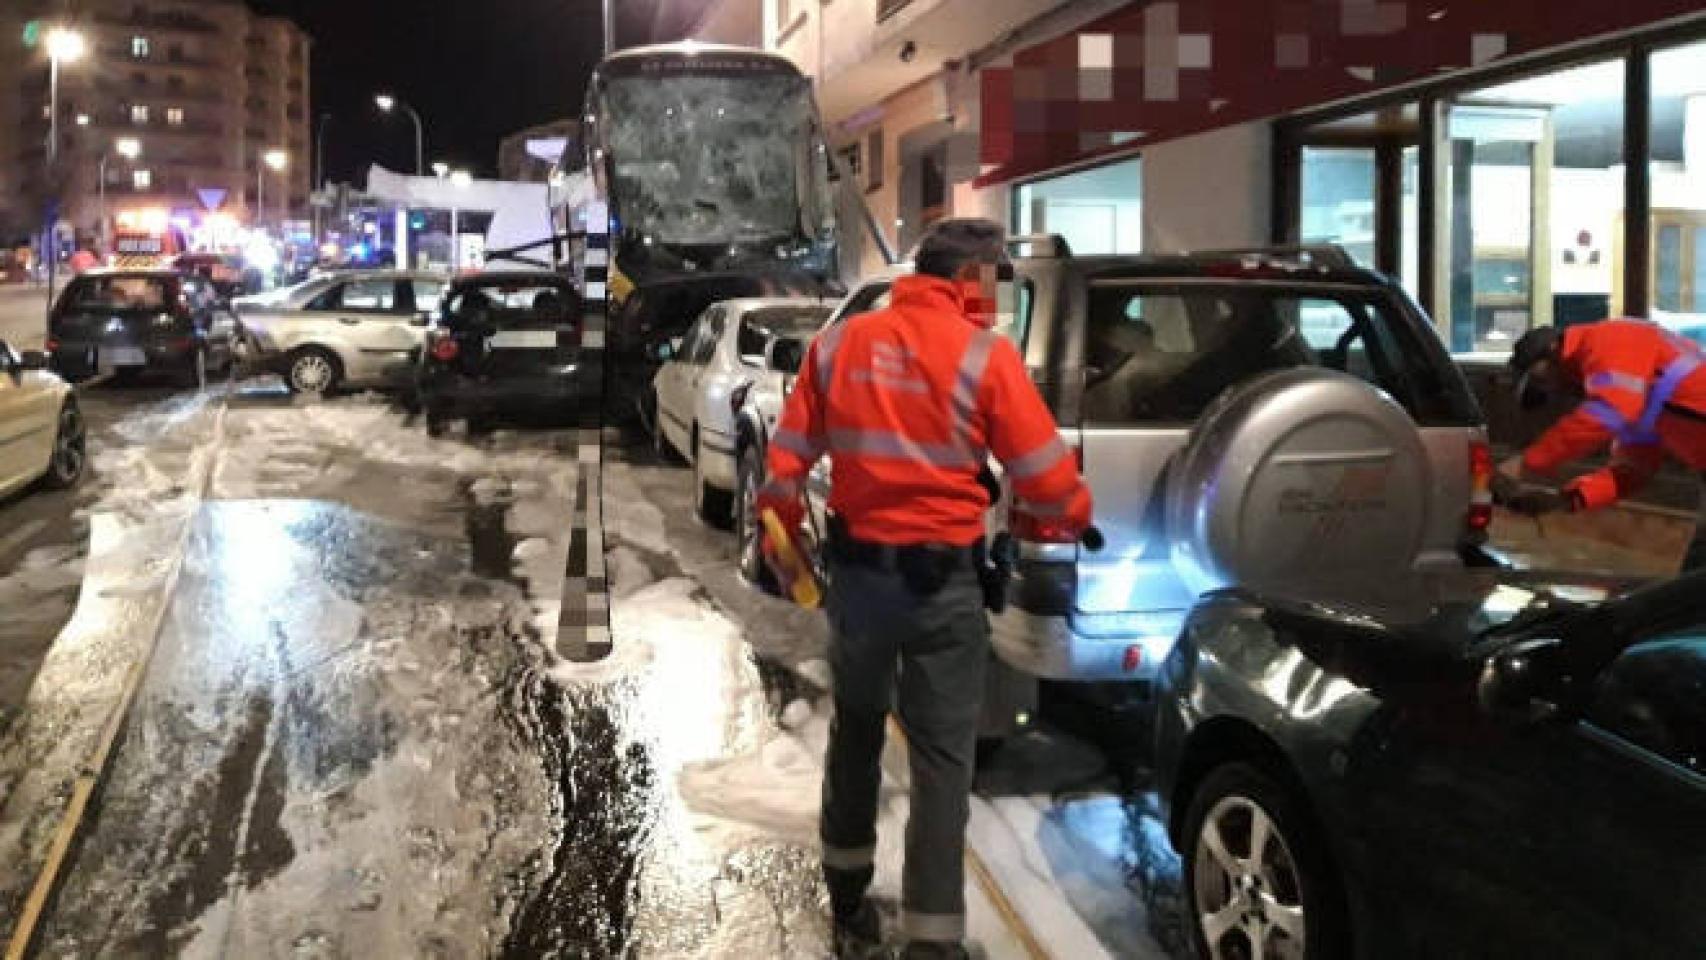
603, 0, 614, 55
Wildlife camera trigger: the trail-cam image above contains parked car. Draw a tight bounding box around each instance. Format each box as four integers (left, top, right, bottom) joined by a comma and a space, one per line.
652, 298, 832, 525
0, 340, 85, 497
236, 269, 447, 394
47, 269, 239, 386
1156, 566, 1706, 958
611, 269, 830, 420
415, 271, 592, 433
783, 243, 1492, 725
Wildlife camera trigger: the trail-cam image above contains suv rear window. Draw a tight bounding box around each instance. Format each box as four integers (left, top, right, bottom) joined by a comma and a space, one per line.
1082, 283, 1477, 426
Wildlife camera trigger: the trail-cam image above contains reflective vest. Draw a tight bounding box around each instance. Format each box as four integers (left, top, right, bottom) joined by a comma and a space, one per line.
764, 274, 1085, 547
1524, 320, 1706, 509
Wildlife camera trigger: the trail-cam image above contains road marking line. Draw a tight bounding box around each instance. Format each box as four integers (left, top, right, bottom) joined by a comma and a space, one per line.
884, 718, 1049, 960
0, 516, 50, 563
3, 401, 227, 959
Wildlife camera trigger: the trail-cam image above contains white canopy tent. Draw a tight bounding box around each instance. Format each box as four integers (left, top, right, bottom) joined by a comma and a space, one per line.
364, 164, 593, 272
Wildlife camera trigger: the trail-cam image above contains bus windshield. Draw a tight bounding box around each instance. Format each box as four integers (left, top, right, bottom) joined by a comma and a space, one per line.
601, 72, 831, 247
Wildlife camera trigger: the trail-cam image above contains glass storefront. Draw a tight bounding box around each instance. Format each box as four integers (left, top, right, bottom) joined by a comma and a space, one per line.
1300, 147, 1376, 267
1650, 39, 1706, 342
1440, 60, 1627, 355
1013, 157, 1142, 255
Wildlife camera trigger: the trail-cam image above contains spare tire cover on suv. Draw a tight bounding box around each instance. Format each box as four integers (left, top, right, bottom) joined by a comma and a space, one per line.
1167, 367, 1431, 597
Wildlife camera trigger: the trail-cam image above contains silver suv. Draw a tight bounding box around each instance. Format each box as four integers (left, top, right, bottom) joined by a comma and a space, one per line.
801, 244, 1491, 701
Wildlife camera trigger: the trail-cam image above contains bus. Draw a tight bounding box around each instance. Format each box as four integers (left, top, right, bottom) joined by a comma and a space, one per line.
563, 43, 844, 304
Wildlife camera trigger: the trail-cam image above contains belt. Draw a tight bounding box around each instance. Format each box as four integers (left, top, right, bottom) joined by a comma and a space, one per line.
826, 522, 984, 573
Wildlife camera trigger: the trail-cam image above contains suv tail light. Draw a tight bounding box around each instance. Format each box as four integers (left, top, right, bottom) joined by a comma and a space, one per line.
1468, 440, 1494, 532
430, 333, 460, 362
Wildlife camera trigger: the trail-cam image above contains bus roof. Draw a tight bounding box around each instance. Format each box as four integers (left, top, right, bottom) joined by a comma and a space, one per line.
595, 42, 804, 78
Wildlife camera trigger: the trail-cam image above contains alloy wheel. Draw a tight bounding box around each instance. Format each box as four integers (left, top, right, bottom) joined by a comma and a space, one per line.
1193, 794, 1307, 960
290, 352, 334, 394
48, 404, 87, 486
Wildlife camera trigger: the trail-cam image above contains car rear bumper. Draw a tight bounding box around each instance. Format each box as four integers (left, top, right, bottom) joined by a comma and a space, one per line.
50, 338, 198, 376
990, 604, 1179, 681
420, 368, 597, 409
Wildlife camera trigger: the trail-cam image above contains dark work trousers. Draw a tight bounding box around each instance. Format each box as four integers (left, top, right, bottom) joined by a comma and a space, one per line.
1686, 485, 1706, 572
819, 558, 989, 946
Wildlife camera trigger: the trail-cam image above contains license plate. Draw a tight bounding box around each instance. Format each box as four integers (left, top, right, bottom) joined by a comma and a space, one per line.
488, 330, 558, 349
104, 347, 146, 367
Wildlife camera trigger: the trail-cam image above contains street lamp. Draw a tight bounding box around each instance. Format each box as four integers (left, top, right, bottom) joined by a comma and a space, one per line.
432, 161, 449, 180
42, 26, 85, 312
99, 138, 143, 255
257, 148, 288, 231
374, 93, 425, 176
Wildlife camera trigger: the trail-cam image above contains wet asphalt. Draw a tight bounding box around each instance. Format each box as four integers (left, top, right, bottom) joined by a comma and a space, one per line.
0, 379, 1182, 958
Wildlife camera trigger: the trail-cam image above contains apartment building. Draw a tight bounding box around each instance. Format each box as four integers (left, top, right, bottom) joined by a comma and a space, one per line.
3, 0, 311, 240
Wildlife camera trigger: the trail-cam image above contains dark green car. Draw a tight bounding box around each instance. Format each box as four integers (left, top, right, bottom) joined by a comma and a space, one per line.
1156, 567, 1706, 959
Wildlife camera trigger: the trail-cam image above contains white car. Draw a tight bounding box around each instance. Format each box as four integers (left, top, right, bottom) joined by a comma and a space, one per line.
0, 340, 85, 498
652, 297, 832, 524
236, 270, 447, 393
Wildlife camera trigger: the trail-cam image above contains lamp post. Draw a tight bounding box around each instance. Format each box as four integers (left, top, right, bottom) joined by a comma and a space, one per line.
374, 94, 425, 176
99, 137, 142, 256
42, 27, 85, 311
314, 113, 331, 244
258, 148, 288, 232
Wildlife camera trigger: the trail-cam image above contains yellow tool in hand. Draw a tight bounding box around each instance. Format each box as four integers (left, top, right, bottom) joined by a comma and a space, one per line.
760, 508, 823, 610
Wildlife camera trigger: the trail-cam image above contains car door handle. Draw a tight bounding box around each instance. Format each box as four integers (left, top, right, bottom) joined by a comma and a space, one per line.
338, 317, 360, 325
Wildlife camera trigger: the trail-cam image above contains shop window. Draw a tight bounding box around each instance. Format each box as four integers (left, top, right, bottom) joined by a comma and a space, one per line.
1649, 40, 1706, 339
1014, 157, 1142, 256
1301, 147, 1376, 267
1439, 59, 1626, 355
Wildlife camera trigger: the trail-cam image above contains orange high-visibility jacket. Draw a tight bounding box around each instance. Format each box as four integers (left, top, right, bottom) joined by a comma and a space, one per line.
764, 274, 1087, 546
1522, 319, 1706, 509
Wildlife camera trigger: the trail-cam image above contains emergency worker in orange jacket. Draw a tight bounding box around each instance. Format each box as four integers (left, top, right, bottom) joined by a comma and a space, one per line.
758, 219, 1092, 959
1503, 320, 1706, 568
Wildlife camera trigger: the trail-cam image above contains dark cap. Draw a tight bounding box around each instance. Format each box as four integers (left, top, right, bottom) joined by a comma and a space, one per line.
1508, 326, 1561, 374
913, 218, 1011, 280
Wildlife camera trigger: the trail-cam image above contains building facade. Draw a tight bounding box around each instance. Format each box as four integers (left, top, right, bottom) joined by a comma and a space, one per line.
2, 0, 311, 241
716, 0, 1706, 364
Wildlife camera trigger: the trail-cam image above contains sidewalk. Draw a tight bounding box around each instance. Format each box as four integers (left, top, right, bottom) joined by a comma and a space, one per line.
0, 284, 52, 353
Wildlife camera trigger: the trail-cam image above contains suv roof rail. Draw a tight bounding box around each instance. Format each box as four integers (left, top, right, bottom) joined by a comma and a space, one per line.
1007, 234, 1073, 259
1187, 245, 1358, 271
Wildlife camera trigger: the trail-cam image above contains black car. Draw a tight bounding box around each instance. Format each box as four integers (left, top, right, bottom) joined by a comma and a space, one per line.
1155, 568, 1706, 959
170, 252, 249, 298
48, 269, 240, 385
415, 272, 592, 431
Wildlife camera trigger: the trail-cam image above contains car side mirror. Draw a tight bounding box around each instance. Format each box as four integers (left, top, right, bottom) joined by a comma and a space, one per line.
18, 350, 47, 371
1478, 638, 1570, 724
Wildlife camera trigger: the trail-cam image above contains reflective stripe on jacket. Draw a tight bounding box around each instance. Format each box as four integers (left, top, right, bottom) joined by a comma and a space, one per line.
764, 274, 1085, 546
1522, 319, 1706, 509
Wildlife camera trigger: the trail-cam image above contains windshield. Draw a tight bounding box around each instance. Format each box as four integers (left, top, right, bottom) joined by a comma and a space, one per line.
601, 73, 832, 246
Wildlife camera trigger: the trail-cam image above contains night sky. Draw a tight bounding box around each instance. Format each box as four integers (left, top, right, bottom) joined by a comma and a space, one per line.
246, 0, 709, 183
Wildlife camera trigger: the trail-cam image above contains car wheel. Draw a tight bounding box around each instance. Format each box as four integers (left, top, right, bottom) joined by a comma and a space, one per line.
285, 346, 341, 395
694, 429, 733, 528
42, 400, 87, 489
1182, 762, 1347, 960
735, 444, 776, 589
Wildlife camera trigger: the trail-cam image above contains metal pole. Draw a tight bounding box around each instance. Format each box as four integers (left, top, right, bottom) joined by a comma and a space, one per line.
45, 56, 60, 311
602, 0, 614, 54
451, 205, 460, 273
257, 165, 265, 233
314, 114, 330, 244
405, 104, 424, 176
99, 153, 108, 256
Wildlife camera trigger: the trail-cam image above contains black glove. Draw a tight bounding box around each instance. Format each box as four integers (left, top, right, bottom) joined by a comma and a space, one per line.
1489, 472, 1524, 506
1504, 487, 1573, 518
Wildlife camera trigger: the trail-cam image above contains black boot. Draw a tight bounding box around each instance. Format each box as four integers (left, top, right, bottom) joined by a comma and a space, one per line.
832, 899, 888, 959
826, 865, 885, 958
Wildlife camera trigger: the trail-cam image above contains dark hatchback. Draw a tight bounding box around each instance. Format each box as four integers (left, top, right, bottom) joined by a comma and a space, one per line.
415, 272, 592, 431
1155, 568, 1706, 959
48, 269, 239, 385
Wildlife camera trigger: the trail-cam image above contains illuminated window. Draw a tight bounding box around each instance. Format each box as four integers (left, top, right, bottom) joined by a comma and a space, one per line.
166, 107, 184, 126
131, 36, 150, 59
131, 105, 149, 124
133, 169, 153, 190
